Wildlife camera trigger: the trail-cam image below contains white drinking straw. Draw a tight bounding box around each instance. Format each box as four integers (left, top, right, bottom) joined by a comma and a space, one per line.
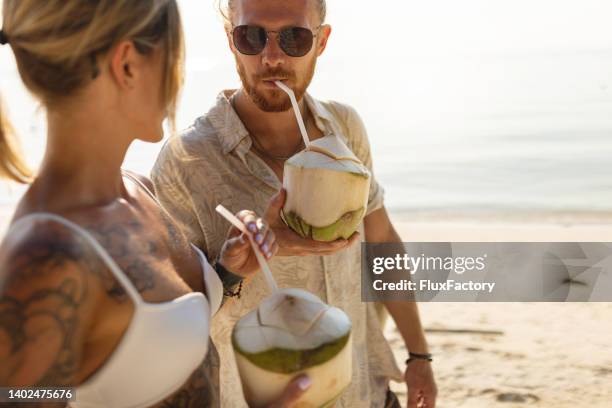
274, 80, 311, 149
215, 204, 278, 293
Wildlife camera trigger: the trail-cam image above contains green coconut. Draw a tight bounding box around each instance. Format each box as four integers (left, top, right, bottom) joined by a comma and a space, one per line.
232, 288, 352, 408
282, 135, 371, 242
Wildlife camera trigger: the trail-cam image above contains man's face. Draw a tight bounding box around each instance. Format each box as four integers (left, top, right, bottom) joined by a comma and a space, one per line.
228, 0, 331, 112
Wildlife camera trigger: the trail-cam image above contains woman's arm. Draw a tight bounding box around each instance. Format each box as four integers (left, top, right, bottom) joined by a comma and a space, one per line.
0, 221, 100, 392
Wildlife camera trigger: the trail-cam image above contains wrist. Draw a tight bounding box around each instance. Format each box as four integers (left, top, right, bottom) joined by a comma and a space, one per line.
404, 336, 429, 355
406, 351, 433, 365
214, 260, 244, 298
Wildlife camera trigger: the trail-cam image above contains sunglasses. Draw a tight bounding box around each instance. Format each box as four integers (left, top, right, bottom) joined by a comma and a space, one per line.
232, 25, 322, 57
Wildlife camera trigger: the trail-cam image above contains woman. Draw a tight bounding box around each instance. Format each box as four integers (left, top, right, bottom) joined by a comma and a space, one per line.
0, 1, 308, 407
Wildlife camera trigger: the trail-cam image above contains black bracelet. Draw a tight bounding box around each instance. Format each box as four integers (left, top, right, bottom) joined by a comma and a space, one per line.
214, 261, 244, 298
224, 280, 243, 299
406, 352, 433, 364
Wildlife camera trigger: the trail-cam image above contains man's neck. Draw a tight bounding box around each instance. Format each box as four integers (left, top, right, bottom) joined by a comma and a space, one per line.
232, 88, 308, 151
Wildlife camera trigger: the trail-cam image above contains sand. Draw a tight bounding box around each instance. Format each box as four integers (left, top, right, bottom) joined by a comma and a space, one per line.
2, 205, 611, 407
387, 216, 612, 408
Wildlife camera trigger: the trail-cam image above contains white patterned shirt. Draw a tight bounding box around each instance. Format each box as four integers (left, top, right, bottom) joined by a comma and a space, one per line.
151, 90, 403, 408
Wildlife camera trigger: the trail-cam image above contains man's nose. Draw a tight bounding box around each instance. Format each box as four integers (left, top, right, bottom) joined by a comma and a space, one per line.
261, 33, 285, 67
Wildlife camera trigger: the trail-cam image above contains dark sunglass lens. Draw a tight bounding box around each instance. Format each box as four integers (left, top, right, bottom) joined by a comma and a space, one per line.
233, 25, 267, 55
279, 27, 314, 57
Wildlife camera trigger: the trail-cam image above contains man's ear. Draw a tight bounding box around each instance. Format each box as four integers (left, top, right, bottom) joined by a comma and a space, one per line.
109, 40, 139, 90
316, 24, 332, 56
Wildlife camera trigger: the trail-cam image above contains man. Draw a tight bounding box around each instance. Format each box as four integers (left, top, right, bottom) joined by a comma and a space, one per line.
152, 0, 437, 406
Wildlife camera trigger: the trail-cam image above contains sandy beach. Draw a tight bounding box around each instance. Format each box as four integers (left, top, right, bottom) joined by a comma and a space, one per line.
1, 205, 611, 407
388, 217, 612, 408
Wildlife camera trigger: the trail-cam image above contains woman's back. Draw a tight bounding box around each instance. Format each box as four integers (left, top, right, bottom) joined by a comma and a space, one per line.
0, 173, 221, 406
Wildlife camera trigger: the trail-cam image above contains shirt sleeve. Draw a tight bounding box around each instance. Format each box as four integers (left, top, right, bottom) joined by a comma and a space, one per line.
330, 102, 385, 216
151, 137, 208, 250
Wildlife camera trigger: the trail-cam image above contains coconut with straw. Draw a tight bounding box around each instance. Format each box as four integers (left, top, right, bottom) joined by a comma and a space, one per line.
275, 81, 371, 242
215, 205, 353, 408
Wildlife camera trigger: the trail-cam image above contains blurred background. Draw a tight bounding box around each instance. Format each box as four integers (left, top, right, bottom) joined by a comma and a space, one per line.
2, 0, 612, 217
1, 1, 612, 407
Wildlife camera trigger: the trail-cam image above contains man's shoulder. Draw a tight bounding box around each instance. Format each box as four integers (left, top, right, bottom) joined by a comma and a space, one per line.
179, 116, 222, 148
315, 98, 363, 125
159, 116, 223, 162
311, 97, 368, 147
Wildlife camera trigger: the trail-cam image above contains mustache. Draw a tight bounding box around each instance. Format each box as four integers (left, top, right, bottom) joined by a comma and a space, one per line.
255, 69, 295, 81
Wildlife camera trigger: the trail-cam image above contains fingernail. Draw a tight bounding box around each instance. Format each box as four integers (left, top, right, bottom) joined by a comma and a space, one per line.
266, 251, 273, 258
255, 233, 263, 243
262, 243, 269, 253
297, 376, 312, 391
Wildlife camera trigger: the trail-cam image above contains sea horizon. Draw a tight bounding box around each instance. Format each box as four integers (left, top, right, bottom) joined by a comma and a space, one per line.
1, 0, 611, 218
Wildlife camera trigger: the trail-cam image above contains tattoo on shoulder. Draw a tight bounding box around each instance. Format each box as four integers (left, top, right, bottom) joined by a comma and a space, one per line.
0, 228, 94, 386
84, 220, 157, 300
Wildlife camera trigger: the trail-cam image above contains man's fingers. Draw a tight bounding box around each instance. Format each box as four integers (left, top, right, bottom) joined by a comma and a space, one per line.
268, 375, 311, 408
346, 232, 361, 246
423, 390, 436, 408
287, 236, 350, 253
407, 387, 420, 408
264, 189, 286, 224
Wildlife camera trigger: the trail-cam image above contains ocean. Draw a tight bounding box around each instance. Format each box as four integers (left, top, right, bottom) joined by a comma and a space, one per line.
1, 0, 612, 216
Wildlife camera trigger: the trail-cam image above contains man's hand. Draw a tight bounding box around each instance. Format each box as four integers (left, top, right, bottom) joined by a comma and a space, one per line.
405, 361, 437, 408
264, 189, 360, 256
218, 209, 278, 278
264, 375, 312, 408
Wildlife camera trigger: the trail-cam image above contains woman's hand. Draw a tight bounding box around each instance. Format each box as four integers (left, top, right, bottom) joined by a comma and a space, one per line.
218, 188, 361, 277
264, 375, 312, 408
218, 209, 278, 278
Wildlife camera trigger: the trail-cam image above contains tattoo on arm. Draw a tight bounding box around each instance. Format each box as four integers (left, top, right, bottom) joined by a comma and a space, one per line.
0, 223, 101, 387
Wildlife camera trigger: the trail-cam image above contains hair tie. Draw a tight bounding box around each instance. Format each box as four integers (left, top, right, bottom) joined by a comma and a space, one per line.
0, 30, 8, 45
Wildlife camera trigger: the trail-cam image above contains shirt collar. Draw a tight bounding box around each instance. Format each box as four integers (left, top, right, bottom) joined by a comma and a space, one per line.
206, 90, 251, 155
207, 89, 337, 155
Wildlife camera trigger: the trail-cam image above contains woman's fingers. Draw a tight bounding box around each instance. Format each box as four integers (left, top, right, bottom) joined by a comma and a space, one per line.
237, 210, 258, 233
266, 375, 311, 408
261, 229, 276, 259
235, 211, 276, 260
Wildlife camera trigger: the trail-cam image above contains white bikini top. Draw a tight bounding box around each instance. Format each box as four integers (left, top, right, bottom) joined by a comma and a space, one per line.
7, 213, 223, 408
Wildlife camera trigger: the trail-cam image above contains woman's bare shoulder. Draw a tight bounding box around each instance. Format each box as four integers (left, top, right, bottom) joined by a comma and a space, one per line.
0, 216, 106, 387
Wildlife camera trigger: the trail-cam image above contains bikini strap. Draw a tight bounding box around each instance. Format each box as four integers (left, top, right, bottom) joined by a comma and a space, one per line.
122, 170, 162, 206
8, 213, 144, 305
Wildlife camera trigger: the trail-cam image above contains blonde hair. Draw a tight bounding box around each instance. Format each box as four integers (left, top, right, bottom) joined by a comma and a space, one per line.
0, 98, 31, 183
218, 0, 327, 27
0, 0, 185, 184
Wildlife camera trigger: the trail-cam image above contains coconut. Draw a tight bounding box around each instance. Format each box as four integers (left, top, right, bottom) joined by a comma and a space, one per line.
232, 288, 352, 408
281, 135, 371, 242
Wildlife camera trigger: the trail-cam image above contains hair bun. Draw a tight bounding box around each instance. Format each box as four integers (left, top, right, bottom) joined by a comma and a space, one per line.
0, 30, 9, 45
